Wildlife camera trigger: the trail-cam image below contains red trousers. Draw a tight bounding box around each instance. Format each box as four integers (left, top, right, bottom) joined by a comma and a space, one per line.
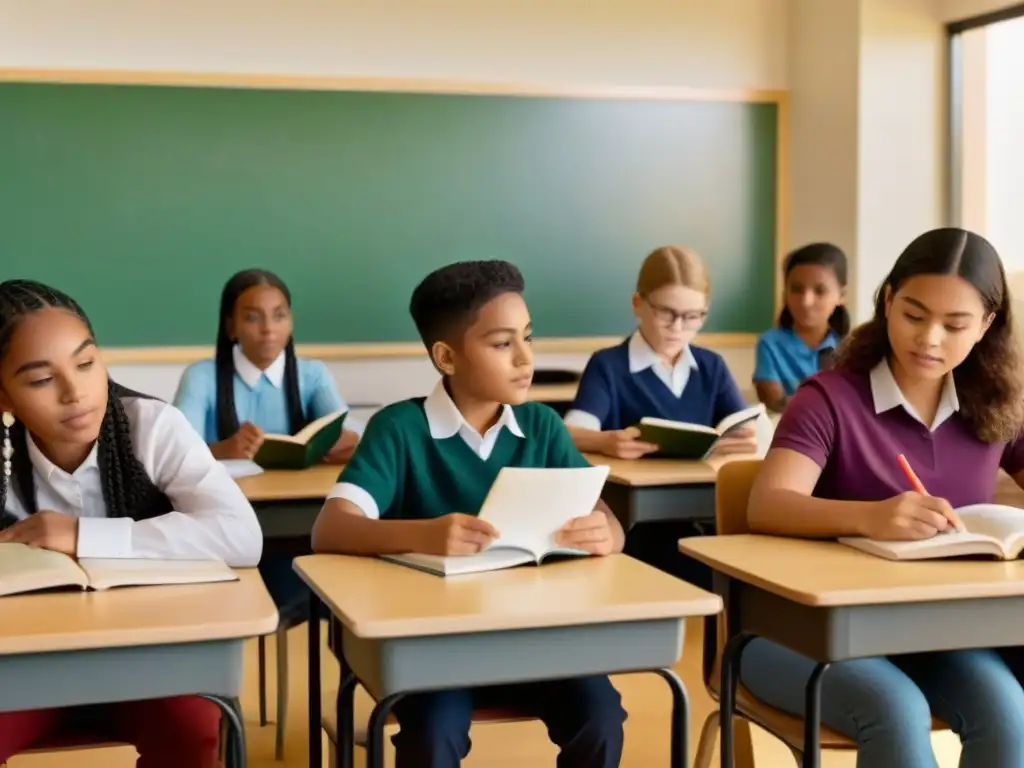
0, 696, 222, 767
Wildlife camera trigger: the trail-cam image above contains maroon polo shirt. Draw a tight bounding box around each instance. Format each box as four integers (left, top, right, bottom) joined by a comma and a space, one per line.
772, 363, 1024, 507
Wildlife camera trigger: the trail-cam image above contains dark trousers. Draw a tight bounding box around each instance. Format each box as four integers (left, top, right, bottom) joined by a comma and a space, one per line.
623, 520, 714, 590
390, 675, 626, 768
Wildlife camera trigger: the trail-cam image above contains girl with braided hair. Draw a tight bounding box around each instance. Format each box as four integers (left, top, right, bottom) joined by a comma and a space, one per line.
0, 279, 262, 766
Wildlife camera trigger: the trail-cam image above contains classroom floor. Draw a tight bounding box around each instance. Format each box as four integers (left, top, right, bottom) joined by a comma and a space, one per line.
12, 617, 963, 767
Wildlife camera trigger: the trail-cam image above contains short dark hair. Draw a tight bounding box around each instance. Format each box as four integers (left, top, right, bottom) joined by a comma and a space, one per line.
409, 260, 525, 348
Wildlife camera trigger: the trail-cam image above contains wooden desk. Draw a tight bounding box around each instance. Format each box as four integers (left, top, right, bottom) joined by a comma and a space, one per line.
0, 570, 277, 767
679, 535, 1024, 768
586, 453, 748, 530
237, 465, 339, 541
296, 554, 722, 768
527, 382, 578, 404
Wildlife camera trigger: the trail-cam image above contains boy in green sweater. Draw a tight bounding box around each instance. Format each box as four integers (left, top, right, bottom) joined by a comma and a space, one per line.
312, 260, 626, 768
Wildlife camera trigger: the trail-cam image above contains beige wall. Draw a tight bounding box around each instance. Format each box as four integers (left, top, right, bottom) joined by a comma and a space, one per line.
0, 0, 787, 90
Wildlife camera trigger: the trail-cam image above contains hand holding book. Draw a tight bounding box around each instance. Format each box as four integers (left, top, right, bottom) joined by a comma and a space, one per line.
415, 513, 500, 556
860, 491, 964, 540
601, 427, 659, 459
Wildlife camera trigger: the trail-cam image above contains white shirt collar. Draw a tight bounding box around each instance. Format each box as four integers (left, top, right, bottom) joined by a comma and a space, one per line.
233, 345, 285, 388
869, 359, 960, 431
627, 330, 698, 375
26, 432, 99, 483
423, 379, 525, 440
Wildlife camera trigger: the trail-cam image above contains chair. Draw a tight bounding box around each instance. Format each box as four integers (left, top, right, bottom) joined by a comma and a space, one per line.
257, 598, 306, 761
691, 459, 947, 767
321, 617, 534, 768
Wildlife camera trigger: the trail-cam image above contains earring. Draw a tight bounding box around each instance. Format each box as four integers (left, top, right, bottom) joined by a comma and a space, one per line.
2, 412, 13, 482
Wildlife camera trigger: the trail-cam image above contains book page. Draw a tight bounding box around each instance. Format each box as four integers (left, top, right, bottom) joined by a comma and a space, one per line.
838, 534, 1004, 560
639, 416, 717, 435
79, 558, 238, 591
264, 410, 346, 444
956, 504, 1024, 557
218, 459, 264, 479
715, 404, 766, 435
382, 549, 536, 576
0, 543, 87, 597
477, 465, 610, 558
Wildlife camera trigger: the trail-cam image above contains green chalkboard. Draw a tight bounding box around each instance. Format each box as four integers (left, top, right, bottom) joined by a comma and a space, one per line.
0, 82, 778, 345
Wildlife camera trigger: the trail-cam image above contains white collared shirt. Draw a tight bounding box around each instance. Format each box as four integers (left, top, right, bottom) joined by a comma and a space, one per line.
327, 380, 525, 519
3, 397, 263, 566
564, 330, 699, 431
233, 345, 286, 388
869, 359, 960, 431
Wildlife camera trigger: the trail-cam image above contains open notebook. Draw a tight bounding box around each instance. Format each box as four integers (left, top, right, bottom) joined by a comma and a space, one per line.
381, 465, 611, 576
636, 403, 765, 460
0, 543, 238, 597
840, 504, 1024, 561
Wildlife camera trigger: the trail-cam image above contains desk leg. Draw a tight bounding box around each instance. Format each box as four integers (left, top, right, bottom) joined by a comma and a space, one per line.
802, 663, 830, 768
652, 668, 689, 768
308, 592, 323, 768
365, 693, 405, 768
336, 667, 356, 768
200, 694, 246, 768
719, 633, 754, 768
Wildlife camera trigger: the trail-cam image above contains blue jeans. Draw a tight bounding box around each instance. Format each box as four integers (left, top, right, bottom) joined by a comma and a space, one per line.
390, 675, 626, 768
741, 639, 1024, 768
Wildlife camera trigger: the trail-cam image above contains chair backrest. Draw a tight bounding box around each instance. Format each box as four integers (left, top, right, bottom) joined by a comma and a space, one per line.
714, 459, 763, 535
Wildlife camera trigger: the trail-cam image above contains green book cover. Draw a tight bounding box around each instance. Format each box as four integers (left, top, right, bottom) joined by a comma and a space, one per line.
635, 404, 764, 460
253, 410, 347, 470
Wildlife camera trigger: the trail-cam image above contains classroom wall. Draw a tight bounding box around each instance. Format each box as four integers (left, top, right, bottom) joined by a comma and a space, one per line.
938, 0, 1024, 21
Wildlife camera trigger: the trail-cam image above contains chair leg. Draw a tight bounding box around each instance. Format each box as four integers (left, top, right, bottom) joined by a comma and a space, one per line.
275, 622, 289, 761
258, 634, 268, 727
735, 718, 756, 768
692, 709, 720, 768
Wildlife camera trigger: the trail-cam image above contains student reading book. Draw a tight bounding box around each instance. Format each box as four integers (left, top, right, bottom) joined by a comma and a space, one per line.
739, 229, 1024, 768
753, 243, 850, 413
382, 465, 610, 575
0, 279, 262, 766
312, 260, 627, 768
0, 542, 237, 597
253, 409, 347, 469
636, 403, 765, 459
173, 268, 362, 610
840, 503, 1024, 561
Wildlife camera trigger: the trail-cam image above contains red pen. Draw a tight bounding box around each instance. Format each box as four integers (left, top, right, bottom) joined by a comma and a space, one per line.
896, 453, 927, 495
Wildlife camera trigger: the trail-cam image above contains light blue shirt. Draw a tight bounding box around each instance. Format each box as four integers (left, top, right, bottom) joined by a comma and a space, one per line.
754, 327, 839, 396
173, 346, 364, 444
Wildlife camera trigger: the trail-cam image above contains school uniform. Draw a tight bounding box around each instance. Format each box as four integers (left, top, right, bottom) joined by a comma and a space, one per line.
173, 346, 363, 609
563, 331, 748, 432
753, 326, 840, 397
330, 381, 626, 768
563, 331, 749, 587
0, 395, 262, 765
173, 345, 365, 444
740, 362, 1024, 768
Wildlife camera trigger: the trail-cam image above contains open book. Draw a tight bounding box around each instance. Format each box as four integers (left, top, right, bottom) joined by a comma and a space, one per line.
839, 504, 1024, 561
381, 465, 611, 576
254, 410, 347, 470
218, 459, 265, 480
636, 403, 765, 460
0, 543, 238, 598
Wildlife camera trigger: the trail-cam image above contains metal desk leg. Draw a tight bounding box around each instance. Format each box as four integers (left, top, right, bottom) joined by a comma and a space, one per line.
652, 668, 689, 768
365, 693, 405, 768
802, 663, 830, 768
719, 633, 754, 768
200, 694, 247, 768
308, 592, 323, 768
336, 667, 357, 768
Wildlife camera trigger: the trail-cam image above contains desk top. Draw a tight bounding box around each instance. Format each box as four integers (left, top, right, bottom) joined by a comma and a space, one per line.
238, 464, 340, 502
527, 383, 578, 402
585, 453, 750, 487
294, 553, 721, 639
0, 570, 278, 655
680, 534, 1024, 608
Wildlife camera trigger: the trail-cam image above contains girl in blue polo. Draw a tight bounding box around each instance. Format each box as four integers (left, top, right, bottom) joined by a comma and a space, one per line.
753, 243, 849, 413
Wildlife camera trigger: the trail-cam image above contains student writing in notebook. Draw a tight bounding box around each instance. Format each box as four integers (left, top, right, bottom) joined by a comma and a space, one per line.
173, 268, 362, 608
743, 228, 1024, 768
563, 245, 756, 459
753, 243, 849, 413
312, 260, 626, 768
0, 280, 262, 766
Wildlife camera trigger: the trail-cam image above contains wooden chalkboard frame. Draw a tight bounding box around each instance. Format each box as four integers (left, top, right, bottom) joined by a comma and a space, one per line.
0, 68, 788, 365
